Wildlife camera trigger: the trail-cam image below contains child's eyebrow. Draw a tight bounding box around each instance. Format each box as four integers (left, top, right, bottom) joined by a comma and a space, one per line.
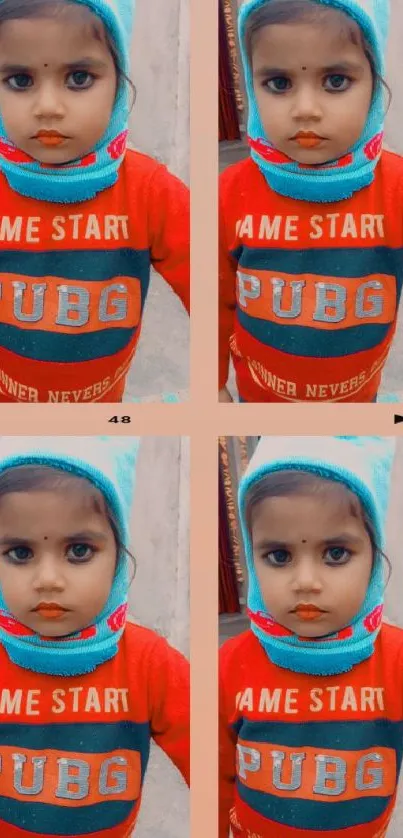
0, 530, 108, 544
63, 530, 109, 541
0, 59, 109, 74
253, 67, 286, 78
253, 533, 365, 550
322, 533, 365, 545
253, 538, 288, 550
0, 536, 32, 546
0, 64, 31, 74
323, 62, 364, 73
64, 58, 110, 71
254, 61, 363, 77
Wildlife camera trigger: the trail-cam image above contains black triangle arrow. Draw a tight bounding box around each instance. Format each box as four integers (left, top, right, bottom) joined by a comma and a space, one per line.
394, 415, 403, 424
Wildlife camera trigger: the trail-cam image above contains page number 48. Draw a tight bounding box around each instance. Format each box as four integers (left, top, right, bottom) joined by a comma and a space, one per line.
108, 416, 132, 423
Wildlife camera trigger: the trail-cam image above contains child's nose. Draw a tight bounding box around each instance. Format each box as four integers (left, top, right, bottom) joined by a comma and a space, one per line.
32, 82, 66, 119
291, 85, 322, 121
291, 559, 322, 592
32, 556, 65, 590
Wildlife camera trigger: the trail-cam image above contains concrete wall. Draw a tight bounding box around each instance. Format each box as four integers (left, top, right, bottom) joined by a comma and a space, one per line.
128, 436, 190, 657
128, 436, 189, 838
382, 436, 403, 627
128, 0, 189, 183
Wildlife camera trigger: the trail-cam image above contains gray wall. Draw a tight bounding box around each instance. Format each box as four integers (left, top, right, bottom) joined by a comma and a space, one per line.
384, 0, 403, 156
129, 436, 189, 838
128, 436, 189, 657
129, 0, 189, 183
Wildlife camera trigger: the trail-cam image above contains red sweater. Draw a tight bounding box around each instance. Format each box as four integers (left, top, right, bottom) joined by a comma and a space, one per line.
0, 150, 189, 402
0, 622, 189, 836
220, 625, 403, 837
219, 151, 403, 402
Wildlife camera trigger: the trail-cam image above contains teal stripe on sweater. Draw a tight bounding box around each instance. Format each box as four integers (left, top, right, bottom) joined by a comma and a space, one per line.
232, 245, 403, 282
0, 248, 150, 283
236, 310, 393, 358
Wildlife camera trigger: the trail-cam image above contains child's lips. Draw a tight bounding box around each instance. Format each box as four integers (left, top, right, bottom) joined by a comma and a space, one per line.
33, 603, 69, 619
292, 605, 327, 622
34, 132, 68, 147
292, 133, 326, 149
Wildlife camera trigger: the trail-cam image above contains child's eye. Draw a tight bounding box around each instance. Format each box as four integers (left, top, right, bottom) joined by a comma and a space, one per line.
324, 74, 351, 92
324, 546, 351, 564
66, 71, 95, 90
66, 543, 94, 562
265, 76, 291, 94
5, 546, 33, 563
265, 549, 290, 566
5, 73, 33, 91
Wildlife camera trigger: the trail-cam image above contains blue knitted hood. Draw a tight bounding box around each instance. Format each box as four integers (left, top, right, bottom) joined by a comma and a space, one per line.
0, 0, 135, 202
238, 0, 390, 202
0, 436, 139, 676
238, 436, 395, 675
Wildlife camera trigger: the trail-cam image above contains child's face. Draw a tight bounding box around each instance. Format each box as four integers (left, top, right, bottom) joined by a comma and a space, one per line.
0, 12, 117, 164
251, 22, 374, 165
251, 492, 373, 638
0, 488, 117, 637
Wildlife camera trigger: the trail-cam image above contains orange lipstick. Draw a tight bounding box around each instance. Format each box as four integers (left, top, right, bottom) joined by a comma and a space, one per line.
292, 132, 324, 149
293, 604, 326, 622
35, 131, 67, 147
34, 602, 68, 620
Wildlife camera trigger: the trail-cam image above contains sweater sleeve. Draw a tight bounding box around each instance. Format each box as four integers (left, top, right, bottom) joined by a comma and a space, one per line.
219, 186, 237, 389
148, 634, 190, 785
148, 164, 190, 313
219, 659, 237, 838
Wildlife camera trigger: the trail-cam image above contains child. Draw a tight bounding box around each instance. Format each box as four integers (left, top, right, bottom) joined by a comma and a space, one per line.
0, 0, 189, 403
219, 0, 403, 403
0, 436, 189, 836
219, 435, 403, 837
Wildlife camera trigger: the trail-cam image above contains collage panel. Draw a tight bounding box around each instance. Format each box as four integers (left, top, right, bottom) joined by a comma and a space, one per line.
0, 0, 189, 405
219, 0, 403, 404
0, 435, 189, 837
219, 435, 403, 836
4, 2, 403, 838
